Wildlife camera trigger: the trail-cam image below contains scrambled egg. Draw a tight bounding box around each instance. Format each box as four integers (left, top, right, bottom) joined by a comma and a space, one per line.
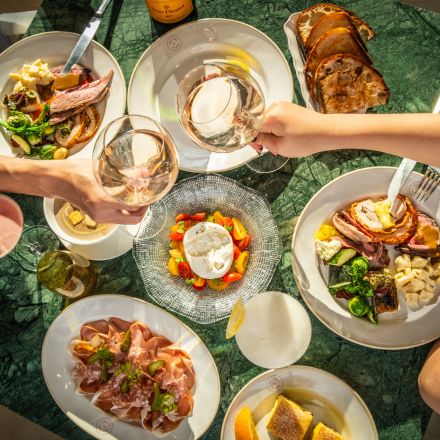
10, 59, 55, 89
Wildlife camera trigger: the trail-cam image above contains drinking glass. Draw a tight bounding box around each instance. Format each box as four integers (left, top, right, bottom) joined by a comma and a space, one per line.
93, 115, 179, 238
176, 62, 289, 173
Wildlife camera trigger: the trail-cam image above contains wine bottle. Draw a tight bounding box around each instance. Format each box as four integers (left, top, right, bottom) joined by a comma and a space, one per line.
37, 250, 96, 299
145, 0, 194, 24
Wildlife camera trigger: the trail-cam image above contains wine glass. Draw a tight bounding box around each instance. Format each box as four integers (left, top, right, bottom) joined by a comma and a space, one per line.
93, 115, 179, 238
176, 62, 289, 173
0, 194, 60, 272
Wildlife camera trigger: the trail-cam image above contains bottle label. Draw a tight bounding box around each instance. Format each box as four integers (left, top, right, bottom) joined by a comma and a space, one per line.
146, 0, 193, 23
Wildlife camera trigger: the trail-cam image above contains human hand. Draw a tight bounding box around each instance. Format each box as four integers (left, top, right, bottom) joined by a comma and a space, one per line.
50, 159, 147, 224
251, 102, 332, 157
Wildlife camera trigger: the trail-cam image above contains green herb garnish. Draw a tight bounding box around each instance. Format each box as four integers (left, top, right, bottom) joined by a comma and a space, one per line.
87, 346, 115, 383
151, 382, 177, 414
120, 330, 131, 353
116, 361, 143, 393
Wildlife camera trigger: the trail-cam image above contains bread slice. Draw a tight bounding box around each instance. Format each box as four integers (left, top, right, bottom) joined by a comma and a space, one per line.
304, 27, 371, 96
266, 395, 313, 440
311, 422, 344, 440
305, 12, 361, 53
315, 54, 389, 113
297, 2, 375, 51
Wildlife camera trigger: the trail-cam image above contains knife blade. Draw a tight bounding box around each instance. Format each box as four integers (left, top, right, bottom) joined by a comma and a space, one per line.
388, 158, 417, 213
61, 0, 112, 75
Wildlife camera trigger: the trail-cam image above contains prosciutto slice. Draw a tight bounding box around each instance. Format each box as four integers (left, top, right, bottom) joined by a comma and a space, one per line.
70, 317, 195, 434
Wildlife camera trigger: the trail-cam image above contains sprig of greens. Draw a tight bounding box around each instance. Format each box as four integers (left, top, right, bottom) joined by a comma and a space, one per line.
0, 104, 51, 138
87, 346, 115, 382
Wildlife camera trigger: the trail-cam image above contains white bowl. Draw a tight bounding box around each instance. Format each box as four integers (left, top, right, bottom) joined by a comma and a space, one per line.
43, 197, 118, 246
0, 31, 126, 159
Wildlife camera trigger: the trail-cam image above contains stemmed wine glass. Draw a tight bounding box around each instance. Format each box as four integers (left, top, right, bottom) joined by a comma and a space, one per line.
176, 62, 289, 173
92, 115, 179, 238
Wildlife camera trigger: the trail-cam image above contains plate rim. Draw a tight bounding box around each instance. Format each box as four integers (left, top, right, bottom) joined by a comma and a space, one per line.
290, 165, 440, 350
0, 30, 127, 160
127, 17, 294, 173
220, 364, 378, 440
41, 293, 221, 439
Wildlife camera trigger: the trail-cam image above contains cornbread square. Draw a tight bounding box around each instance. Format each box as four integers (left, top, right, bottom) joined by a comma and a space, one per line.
68, 210, 83, 226
266, 395, 313, 440
311, 422, 344, 440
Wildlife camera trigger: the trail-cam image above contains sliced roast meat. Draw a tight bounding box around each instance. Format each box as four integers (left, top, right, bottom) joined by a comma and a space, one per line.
48, 87, 108, 124
49, 70, 113, 114
332, 211, 373, 243
398, 213, 440, 257
51, 63, 89, 81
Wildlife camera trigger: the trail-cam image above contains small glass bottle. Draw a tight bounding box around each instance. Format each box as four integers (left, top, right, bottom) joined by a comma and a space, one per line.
37, 250, 96, 299
145, 0, 194, 24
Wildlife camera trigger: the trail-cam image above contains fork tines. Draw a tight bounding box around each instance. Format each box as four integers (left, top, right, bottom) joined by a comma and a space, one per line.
414, 167, 440, 202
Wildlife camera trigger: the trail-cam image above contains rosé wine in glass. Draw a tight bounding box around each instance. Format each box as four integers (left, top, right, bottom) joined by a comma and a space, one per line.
0, 194, 24, 257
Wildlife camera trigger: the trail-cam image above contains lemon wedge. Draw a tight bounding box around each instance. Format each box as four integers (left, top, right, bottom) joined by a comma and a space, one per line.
226, 297, 245, 339
235, 406, 259, 440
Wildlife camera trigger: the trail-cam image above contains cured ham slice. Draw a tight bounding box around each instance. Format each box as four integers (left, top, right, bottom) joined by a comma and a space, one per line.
70, 317, 195, 434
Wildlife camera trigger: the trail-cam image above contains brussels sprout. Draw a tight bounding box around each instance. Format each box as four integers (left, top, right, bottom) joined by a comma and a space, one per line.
44, 125, 56, 135
39, 144, 57, 160
26, 133, 42, 146
348, 296, 369, 317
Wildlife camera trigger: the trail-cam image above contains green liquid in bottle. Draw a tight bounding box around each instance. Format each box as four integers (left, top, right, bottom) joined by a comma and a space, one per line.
37, 251, 96, 298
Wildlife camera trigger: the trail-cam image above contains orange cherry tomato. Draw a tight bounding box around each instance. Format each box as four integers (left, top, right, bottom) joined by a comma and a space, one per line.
183, 220, 192, 230
175, 213, 190, 222
222, 272, 243, 283
169, 231, 184, 241
213, 211, 225, 225
232, 218, 247, 240
207, 278, 229, 290
190, 212, 206, 221
235, 250, 249, 274
178, 261, 192, 279
237, 234, 251, 250
233, 245, 241, 261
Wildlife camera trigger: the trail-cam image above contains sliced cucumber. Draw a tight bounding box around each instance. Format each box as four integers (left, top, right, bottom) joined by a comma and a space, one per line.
11, 134, 31, 154
328, 248, 357, 266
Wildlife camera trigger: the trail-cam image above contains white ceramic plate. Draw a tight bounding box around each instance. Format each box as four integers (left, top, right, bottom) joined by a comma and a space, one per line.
0, 31, 126, 158
42, 295, 220, 439
284, 13, 366, 114
221, 365, 377, 440
128, 18, 294, 173
292, 167, 440, 350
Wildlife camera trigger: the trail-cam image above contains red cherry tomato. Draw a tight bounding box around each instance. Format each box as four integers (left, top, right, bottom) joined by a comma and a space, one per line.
190, 212, 206, 221
175, 213, 190, 222
222, 272, 243, 283
178, 261, 192, 279
192, 277, 207, 291
169, 231, 184, 241
233, 245, 241, 261
237, 235, 251, 250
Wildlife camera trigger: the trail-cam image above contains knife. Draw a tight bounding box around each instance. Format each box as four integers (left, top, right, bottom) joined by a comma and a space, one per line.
388, 93, 440, 214
61, 0, 112, 75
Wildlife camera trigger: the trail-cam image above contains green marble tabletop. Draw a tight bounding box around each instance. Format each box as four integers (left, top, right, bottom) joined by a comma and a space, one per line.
1, 0, 440, 439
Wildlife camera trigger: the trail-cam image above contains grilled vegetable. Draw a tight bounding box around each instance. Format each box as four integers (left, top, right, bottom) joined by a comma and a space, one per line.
328, 248, 357, 266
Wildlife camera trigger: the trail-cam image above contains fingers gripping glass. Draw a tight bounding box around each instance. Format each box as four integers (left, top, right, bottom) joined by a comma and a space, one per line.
176, 62, 289, 173
92, 115, 179, 239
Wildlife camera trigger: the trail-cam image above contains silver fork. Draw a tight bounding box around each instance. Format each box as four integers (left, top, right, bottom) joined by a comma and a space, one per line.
413, 166, 440, 203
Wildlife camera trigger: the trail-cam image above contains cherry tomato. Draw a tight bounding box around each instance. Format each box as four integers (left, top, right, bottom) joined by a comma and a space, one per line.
232, 218, 247, 240
213, 211, 225, 226
183, 220, 192, 230
31, 107, 42, 121
237, 234, 251, 250
190, 212, 206, 221
169, 231, 184, 241
233, 245, 241, 261
175, 213, 190, 222
178, 261, 192, 279
222, 272, 243, 283
192, 275, 207, 291
207, 278, 229, 290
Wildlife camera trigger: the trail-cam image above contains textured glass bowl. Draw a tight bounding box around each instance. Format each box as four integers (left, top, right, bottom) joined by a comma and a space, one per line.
133, 174, 282, 324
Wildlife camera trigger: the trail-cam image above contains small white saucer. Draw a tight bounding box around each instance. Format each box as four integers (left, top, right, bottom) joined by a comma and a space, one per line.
236, 291, 312, 369
60, 225, 133, 261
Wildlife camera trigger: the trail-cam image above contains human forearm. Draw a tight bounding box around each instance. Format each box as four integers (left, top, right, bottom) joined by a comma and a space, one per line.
326, 113, 440, 166
0, 157, 68, 198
